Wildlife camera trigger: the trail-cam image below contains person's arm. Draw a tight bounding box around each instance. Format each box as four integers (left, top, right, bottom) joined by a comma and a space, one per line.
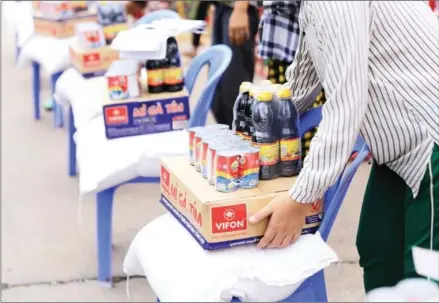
285, 39, 322, 115
289, 2, 370, 203
229, 1, 250, 46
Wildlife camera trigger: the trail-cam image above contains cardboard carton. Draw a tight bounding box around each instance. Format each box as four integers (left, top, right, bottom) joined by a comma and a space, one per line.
103, 89, 190, 140
69, 39, 119, 76
34, 13, 98, 38
160, 155, 324, 250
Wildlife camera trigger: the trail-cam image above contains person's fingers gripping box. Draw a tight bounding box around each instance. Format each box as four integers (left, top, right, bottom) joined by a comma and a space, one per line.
160, 155, 324, 250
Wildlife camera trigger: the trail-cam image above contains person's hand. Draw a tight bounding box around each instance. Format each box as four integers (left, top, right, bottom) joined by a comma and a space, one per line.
249, 192, 311, 249
228, 4, 250, 46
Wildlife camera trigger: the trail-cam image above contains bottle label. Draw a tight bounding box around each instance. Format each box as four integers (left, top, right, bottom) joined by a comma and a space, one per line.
164, 67, 183, 85
147, 69, 164, 86
252, 141, 279, 165
280, 138, 301, 161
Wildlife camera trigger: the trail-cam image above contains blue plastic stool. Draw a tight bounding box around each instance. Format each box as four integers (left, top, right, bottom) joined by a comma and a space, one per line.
93, 45, 232, 287
31, 61, 63, 123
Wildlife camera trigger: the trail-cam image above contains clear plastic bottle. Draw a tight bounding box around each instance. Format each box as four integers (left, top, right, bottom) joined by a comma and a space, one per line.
251, 89, 279, 180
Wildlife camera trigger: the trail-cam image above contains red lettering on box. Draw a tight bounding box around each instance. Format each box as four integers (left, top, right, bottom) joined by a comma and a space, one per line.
83, 52, 101, 67
161, 166, 170, 194
104, 106, 129, 125
211, 204, 247, 234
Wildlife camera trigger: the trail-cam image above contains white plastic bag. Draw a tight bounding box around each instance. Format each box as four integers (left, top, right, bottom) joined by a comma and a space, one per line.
124, 213, 338, 302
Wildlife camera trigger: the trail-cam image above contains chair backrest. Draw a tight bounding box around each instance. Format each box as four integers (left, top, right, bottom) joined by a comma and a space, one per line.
299, 106, 370, 241
134, 9, 180, 26
186, 45, 232, 127
299, 106, 323, 137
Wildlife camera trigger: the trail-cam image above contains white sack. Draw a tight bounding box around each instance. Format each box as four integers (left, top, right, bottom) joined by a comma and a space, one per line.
75, 117, 189, 195
123, 213, 338, 302
17, 36, 74, 74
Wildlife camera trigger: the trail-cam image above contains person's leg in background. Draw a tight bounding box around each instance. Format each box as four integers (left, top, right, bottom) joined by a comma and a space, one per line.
183, 1, 211, 58
356, 162, 406, 292
211, 4, 259, 128
357, 144, 439, 292
404, 144, 439, 281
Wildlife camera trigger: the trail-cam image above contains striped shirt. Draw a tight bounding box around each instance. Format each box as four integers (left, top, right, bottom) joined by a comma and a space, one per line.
285, 1, 439, 203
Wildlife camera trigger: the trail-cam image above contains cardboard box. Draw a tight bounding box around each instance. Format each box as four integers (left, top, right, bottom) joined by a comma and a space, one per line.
103, 89, 190, 140
34, 13, 98, 38
160, 155, 324, 250
69, 39, 119, 76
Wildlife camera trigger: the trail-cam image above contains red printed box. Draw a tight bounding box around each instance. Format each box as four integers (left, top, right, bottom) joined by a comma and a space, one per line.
159, 155, 324, 250
102, 89, 190, 140
69, 39, 120, 76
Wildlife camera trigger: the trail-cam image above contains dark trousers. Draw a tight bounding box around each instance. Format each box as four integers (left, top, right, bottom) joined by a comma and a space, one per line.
211, 4, 259, 128
356, 144, 439, 292
192, 1, 212, 48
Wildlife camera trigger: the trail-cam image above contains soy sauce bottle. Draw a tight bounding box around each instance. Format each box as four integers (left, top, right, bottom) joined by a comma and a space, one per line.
146, 60, 164, 94
164, 37, 184, 92
243, 87, 256, 141
251, 89, 280, 180
233, 82, 252, 137
277, 87, 302, 176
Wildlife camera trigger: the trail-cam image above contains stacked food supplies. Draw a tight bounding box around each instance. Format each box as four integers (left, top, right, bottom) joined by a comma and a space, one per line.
158, 81, 323, 250
188, 80, 302, 194
102, 37, 189, 140
32, 1, 97, 38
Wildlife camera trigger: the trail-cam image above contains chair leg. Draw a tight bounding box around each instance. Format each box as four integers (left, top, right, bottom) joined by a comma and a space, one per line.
312, 270, 328, 302
68, 107, 77, 177
96, 187, 116, 288
51, 72, 64, 128
32, 61, 40, 120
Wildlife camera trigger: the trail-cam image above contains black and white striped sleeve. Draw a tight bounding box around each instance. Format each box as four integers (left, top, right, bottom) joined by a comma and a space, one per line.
289, 2, 370, 203
285, 39, 322, 115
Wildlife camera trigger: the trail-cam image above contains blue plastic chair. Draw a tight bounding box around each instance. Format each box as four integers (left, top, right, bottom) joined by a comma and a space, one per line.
229, 106, 369, 302
134, 9, 181, 27
93, 44, 232, 287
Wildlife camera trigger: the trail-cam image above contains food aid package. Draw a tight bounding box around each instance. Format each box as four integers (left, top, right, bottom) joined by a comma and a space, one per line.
74, 117, 189, 195
123, 213, 338, 302
111, 19, 205, 60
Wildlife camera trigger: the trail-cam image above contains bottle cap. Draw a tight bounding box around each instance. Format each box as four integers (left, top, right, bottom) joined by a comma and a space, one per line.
259, 80, 273, 86
239, 82, 252, 93
249, 85, 258, 97
256, 90, 273, 102
272, 84, 283, 91
276, 87, 292, 99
